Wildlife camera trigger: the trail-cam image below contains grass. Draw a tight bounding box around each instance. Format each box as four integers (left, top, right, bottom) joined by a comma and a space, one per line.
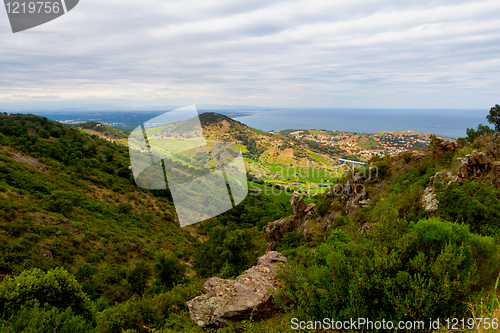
468, 273, 500, 333
263, 163, 340, 183
247, 181, 293, 204
308, 152, 330, 165
249, 127, 269, 136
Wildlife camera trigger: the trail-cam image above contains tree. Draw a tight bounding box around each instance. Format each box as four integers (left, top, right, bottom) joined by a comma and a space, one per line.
465, 124, 493, 144
486, 104, 500, 132
126, 261, 152, 296
153, 252, 186, 292
428, 134, 443, 148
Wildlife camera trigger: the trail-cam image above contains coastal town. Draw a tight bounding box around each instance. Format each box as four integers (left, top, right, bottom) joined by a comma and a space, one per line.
289, 129, 440, 160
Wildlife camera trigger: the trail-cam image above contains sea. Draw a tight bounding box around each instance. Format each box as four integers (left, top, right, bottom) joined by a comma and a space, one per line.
232, 108, 488, 139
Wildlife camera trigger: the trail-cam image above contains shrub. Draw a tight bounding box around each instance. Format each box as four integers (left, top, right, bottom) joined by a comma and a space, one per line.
46, 191, 74, 216
275, 218, 499, 324
0, 301, 94, 332
96, 280, 203, 333
0, 267, 94, 323
436, 180, 500, 236
126, 261, 152, 296
153, 252, 186, 292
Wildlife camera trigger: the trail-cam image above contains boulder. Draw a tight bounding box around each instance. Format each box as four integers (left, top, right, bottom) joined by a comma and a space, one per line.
304, 203, 317, 213
457, 152, 491, 180
186, 251, 287, 328
358, 199, 371, 208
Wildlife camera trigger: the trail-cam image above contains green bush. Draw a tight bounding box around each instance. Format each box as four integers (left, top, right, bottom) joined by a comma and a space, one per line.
0, 267, 94, 323
0, 301, 94, 333
96, 281, 203, 333
153, 252, 186, 292
126, 261, 152, 296
193, 226, 265, 278
436, 180, 500, 236
46, 191, 74, 216
275, 218, 499, 325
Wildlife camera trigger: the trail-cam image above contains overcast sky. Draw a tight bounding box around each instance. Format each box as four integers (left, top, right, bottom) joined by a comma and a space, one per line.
1, 0, 499, 110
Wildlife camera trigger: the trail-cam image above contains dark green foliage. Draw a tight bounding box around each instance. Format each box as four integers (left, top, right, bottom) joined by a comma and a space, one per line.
96, 281, 204, 333
436, 179, 500, 236
457, 122, 493, 146
38, 129, 50, 139
46, 191, 74, 216
372, 160, 391, 179
486, 104, 500, 132
464, 124, 494, 144
117, 166, 132, 178
126, 261, 152, 296
428, 134, 443, 148
0, 267, 94, 323
316, 202, 327, 216
194, 226, 265, 278
153, 252, 186, 292
275, 218, 499, 325
272, 231, 305, 258
0, 302, 94, 333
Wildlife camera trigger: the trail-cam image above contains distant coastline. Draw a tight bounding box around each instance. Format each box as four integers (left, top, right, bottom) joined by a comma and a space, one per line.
232, 108, 486, 139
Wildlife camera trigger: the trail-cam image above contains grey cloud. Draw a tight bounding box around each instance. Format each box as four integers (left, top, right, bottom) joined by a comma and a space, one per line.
0, 0, 499, 109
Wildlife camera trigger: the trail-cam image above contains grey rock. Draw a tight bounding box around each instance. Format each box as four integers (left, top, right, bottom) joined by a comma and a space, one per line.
186, 251, 287, 328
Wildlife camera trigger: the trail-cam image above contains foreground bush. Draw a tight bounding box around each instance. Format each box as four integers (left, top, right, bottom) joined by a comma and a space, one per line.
0, 267, 94, 323
0, 302, 93, 333
275, 218, 500, 324
96, 279, 203, 333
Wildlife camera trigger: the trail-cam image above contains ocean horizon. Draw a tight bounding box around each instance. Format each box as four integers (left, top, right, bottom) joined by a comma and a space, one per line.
232, 108, 488, 139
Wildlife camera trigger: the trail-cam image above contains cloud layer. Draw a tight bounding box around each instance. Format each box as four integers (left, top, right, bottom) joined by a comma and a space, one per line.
1, 0, 499, 109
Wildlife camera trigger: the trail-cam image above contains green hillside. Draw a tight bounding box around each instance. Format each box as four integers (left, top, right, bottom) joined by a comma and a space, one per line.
199, 113, 343, 195
0, 112, 291, 332
74, 122, 129, 145
2, 111, 500, 332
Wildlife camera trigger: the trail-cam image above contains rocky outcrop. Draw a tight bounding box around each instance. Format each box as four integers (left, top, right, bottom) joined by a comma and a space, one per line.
359, 223, 373, 236
341, 172, 369, 212
456, 151, 491, 180
304, 203, 317, 214
432, 141, 461, 157
421, 172, 458, 211
422, 186, 439, 211
264, 217, 297, 250
289, 194, 306, 218
186, 251, 287, 328
264, 194, 321, 250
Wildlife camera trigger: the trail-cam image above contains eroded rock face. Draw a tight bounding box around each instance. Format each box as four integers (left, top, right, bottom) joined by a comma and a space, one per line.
422, 186, 439, 211
432, 141, 461, 157
264, 217, 297, 250
457, 151, 491, 180
289, 194, 306, 218
421, 172, 458, 211
186, 251, 287, 328
304, 203, 317, 213
341, 172, 369, 212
